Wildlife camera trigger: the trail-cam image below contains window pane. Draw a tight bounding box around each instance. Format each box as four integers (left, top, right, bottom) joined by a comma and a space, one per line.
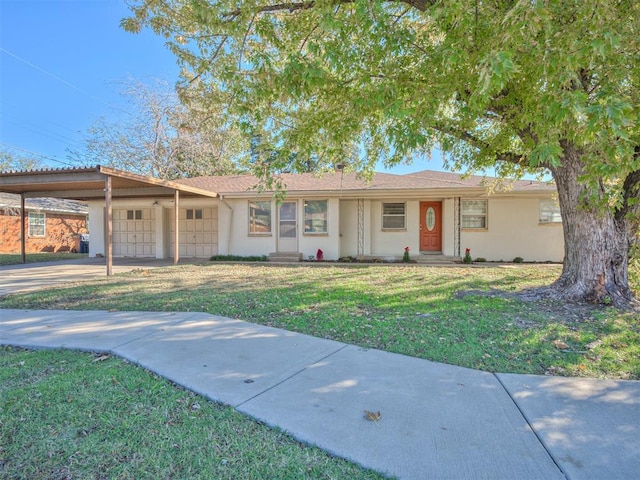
279, 202, 296, 221
462, 200, 487, 215
279, 222, 296, 237
135, 210, 142, 220
249, 201, 271, 234
186, 209, 194, 220
461, 200, 487, 229
195, 209, 203, 220
383, 203, 405, 215
382, 202, 406, 229
462, 216, 486, 229
426, 207, 436, 231
127, 210, 134, 220
304, 200, 328, 234
539, 199, 562, 223
384, 216, 405, 229
28, 212, 45, 236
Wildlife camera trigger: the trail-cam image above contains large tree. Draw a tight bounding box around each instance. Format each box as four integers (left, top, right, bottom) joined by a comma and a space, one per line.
70, 78, 248, 179
124, 0, 640, 308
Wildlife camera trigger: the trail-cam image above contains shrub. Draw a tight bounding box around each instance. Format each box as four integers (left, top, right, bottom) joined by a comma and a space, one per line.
474, 257, 487, 262
513, 256, 524, 263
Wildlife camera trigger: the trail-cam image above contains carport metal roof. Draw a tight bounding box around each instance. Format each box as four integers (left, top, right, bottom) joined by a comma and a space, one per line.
0, 165, 219, 275
0, 165, 219, 200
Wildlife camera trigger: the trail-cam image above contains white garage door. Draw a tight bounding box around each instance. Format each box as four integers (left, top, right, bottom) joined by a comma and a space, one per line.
113, 208, 156, 257
170, 207, 218, 258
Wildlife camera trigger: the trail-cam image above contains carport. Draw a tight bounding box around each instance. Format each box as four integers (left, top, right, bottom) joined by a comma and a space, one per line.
0, 165, 219, 275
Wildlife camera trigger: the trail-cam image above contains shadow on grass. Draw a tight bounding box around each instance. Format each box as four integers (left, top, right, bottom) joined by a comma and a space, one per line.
0, 263, 637, 379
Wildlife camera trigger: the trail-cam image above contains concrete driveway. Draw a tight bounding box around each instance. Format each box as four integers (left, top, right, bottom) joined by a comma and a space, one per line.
0, 258, 199, 296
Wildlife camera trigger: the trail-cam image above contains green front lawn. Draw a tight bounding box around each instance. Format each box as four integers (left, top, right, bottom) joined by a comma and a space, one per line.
1, 263, 638, 379
0, 253, 88, 266
0, 346, 383, 479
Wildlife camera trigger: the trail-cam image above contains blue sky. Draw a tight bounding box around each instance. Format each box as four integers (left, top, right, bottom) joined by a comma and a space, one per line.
0, 0, 443, 174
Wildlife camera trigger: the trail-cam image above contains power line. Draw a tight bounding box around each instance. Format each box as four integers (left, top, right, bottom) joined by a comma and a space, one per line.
0, 47, 123, 112
3, 115, 84, 150
0, 142, 76, 167
0, 100, 83, 135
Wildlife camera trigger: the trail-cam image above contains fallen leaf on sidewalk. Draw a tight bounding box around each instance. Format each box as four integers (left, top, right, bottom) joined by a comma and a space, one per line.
364, 410, 381, 423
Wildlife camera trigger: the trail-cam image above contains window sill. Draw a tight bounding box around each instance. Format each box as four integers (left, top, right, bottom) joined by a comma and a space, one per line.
303, 232, 328, 236
381, 229, 407, 232
248, 233, 272, 237
461, 228, 488, 232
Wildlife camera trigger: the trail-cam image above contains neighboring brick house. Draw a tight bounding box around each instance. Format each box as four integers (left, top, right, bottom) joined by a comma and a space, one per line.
0, 193, 88, 254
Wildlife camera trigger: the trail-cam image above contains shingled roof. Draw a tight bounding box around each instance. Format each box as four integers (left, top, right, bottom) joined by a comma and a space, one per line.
0, 192, 88, 215
176, 169, 555, 196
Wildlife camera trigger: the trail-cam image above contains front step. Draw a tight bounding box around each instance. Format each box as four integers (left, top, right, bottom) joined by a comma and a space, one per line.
414, 254, 461, 265
268, 252, 303, 262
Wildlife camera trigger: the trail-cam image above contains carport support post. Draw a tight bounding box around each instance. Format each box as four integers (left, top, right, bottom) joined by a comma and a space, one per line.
174, 190, 179, 264
20, 194, 26, 264
105, 175, 113, 276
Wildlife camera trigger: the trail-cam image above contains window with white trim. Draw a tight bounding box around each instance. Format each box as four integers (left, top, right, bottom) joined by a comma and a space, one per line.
28, 212, 46, 237
249, 201, 272, 234
461, 200, 487, 229
382, 202, 406, 230
539, 199, 562, 223
304, 200, 328, 234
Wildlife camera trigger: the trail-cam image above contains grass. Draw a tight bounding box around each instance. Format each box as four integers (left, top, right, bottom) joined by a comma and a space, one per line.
0, 346, 383, 480
1, 263, 638, 380
0, 252, 87, 266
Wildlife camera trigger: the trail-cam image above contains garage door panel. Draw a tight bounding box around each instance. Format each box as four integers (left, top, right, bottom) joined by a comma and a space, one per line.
113, 209, 155, 258
169, 206, 218, 258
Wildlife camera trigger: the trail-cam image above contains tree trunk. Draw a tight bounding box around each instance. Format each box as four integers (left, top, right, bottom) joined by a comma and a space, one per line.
544, 141, 637, 309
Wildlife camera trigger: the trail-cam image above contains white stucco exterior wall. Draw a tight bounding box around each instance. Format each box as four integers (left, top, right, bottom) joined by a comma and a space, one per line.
460, 197, 564, 262
222, 196, 342, 259
219, 197, 276, 256
339, 200, 358, 257
87, 201, 104, 257
298, 197, 340, 260
441, 198, 455, 256
369, 200, 421, 258
87, 192, 563, 263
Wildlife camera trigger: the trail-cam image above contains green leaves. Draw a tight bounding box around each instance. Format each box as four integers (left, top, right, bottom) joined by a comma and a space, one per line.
123, 0, 640, 184
529, 143, 563, 168
477, 52, 520, 95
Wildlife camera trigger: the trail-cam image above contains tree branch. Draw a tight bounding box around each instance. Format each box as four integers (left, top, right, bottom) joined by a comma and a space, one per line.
615, 147, 640, 229
433, 123, 524, 165
224, 0, 431, 18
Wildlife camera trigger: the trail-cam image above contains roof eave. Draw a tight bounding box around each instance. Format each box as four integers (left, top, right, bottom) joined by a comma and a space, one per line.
216, 186, 556, 199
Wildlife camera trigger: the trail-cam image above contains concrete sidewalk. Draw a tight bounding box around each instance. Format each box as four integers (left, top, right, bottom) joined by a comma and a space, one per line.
1, 309, 638, 479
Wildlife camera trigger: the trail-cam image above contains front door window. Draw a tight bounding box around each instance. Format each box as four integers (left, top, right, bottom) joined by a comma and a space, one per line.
278, 201, 297, 252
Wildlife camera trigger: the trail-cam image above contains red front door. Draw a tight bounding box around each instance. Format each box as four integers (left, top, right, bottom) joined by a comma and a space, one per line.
420, 202, 442, 252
